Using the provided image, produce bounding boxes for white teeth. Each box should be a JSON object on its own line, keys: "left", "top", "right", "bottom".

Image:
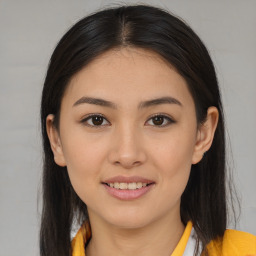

{"left": 120, "top": 183, "right": 128, "bottom": 189}
{"left": 128, "top": 182, "right": 136, "bottom": 189}
{"left": 114, "top": 182, "right": 120, "bottom": 189}
{"left": 108, "top": 182, "right": 149, "bottom": 190}
{"left": 137, "top": 182, "right": 142, "bottom": 189}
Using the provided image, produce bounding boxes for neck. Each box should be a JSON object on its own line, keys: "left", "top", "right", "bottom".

{"left": 85, "top": 212, "right": 185, "bottom": 256}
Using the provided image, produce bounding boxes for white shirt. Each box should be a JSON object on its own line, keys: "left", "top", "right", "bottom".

{"left": 183, "top": 227, "right": 200, "bottom": 256}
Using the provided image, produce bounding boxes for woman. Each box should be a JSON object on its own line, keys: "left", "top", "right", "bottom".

{"left": 40, "top": 5, "right": 256, "bottom": 256}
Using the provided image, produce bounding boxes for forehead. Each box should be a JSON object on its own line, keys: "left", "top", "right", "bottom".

{"left": 62, "top": 47, "right": 194, "bottom": 110}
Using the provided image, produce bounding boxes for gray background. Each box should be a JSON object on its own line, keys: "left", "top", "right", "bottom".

{"left": 0, "top": 0, "right": 255, "bottom": 255}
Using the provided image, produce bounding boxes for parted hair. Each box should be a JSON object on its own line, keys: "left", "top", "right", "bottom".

{"left": 40, "top": 5, "right": 236, "bottom": 256}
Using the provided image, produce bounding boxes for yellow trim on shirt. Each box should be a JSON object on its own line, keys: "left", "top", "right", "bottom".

{"left": 71, "top": 221, "right": 193, "bottom": 256}
{"left": 171, "top": 221, "right": 193, "bottom": 256}
{"left": 71, "top": 220, "right": 256, "bottom": 256}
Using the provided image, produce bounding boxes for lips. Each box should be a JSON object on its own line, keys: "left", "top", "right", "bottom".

{"left": 105, "top": 182, "right": 148, "bottom": 190}
{"left": 102, "top": 175, "right": 154, "bottom": 184}
{"left": 102, "top": 176, "right": 155, "bottom": 200}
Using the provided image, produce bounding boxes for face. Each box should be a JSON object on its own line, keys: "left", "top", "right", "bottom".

{"left": 47, "top": 48, "right": 217, "bottom": 229}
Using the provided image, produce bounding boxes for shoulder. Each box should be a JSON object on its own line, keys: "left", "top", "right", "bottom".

{"left": 224, "top": 229, "right": 256, "bottom": 244}
{"left": 207, "top": 229, "right": 256, "bottom": 256}
{"left": 223, "top": 229, "right": 256, "bottom": 254}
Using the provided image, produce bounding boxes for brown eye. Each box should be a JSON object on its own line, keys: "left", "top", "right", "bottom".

{"left": 81, "top": 114, "right": 110, "bottom": 127}
{"left": 152, "top": 116, "right": 164, "bottom": 125}
{"left": 146, "top": 114, "right": 175, "bottom": 127}
{"left": 91, "top": 116, "right": 104, "bottom": 125}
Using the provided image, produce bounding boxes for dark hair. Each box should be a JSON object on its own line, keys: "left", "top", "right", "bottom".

{"left": 40, "top": 4, "right": 236, "bottom": 256}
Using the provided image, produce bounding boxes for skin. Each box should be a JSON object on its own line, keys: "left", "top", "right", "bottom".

{"left": 47, "top": 47, "right": 219, "bottom": 256}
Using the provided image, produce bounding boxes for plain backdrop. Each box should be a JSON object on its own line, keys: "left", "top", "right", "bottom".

{"left": 0, "top": 0, "right": 255, "bottom": 255}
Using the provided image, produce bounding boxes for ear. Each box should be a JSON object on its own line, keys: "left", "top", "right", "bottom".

{"left": 192, "top": 107, "right": 219, "bottom": 164}
{"left": 46, "top": 114, "right": 66, "bottom": 167}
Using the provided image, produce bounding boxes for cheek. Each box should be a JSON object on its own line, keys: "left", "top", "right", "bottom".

{"left": 61, "top": 126, "right": 109, "bottom": 167}
{"left": 150, "top": 129, "right": 196, "bottom": 194}
{"left": 60, "top": 132, "right": 108, "bottom": 199}
{"left": 152, "top": 129, "right": 196, "bottom": 171}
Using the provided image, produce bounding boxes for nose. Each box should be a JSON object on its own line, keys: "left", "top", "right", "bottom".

{"left": 108, "top": 123, "right": 147, "bottom": 169}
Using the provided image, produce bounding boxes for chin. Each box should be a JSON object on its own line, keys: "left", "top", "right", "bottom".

{"left": 102, "top": 210, "right": 155, "bottom": 229}
{"left": 109, "top": 218, "right": 150, "bottom": 229}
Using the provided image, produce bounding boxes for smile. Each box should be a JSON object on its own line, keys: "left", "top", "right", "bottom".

{"left": 102, "top": 176, "right": 155, "bottom": 200}
{"left": 105, "top": 182, "right": 149, "bottom": 190}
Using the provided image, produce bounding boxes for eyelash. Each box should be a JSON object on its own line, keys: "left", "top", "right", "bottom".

{"left": 80, "top": 113, "right": 176, "bottom": 128}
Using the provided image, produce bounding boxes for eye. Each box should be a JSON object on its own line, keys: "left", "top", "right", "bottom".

{"left": 146, "top": 114, "right": 175, "bottom": 127}
{"left": 81, "top": 114, "right": 110, "bottom": 127}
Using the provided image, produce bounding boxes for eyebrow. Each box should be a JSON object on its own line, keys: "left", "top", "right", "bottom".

{"left": 73, "top": 96, "right": 182, "bottom": 109}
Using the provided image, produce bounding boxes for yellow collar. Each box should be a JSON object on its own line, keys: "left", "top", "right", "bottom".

{"left": 71, "top": 221, "right": 193, "bottom": 256}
